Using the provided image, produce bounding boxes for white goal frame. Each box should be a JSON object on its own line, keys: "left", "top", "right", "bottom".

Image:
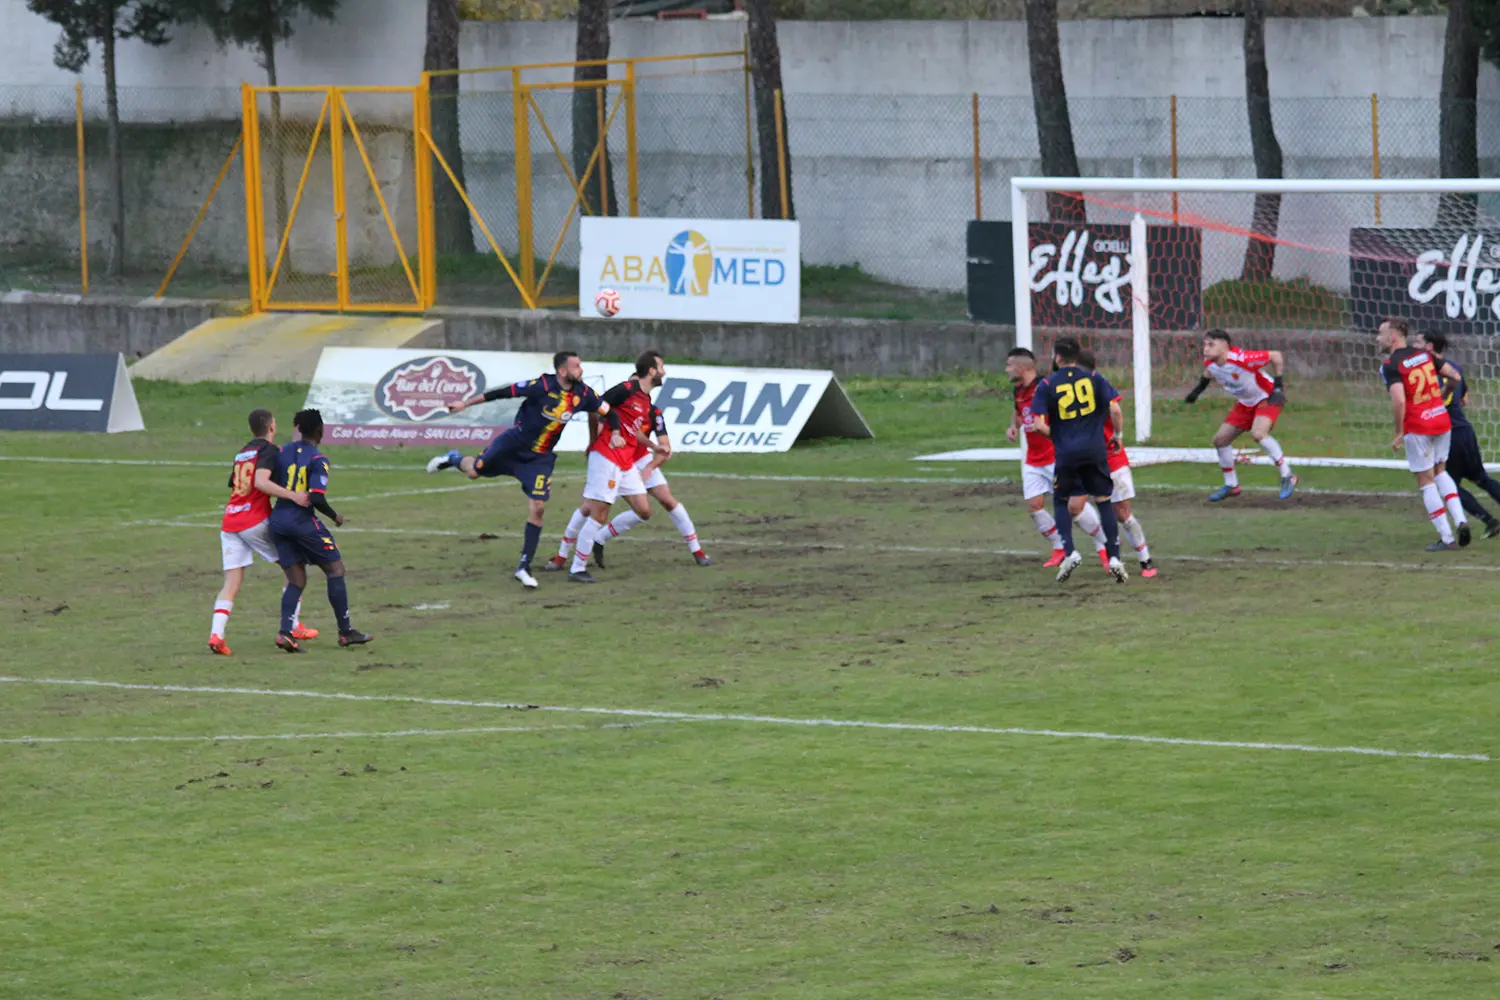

{"left": 1011, "top": 176, "right": 1500, "bottom": 447}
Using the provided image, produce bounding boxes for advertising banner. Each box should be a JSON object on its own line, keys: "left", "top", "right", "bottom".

{"left": 1028, "top": 222, "right": 1203, "bottom": 330}
{"left": 304, "top": 348, "right": 871, "bottom": 454}
{"left": 1350, "top": 227, "right": 1500, "bottom": 336}
{"left": 579, "top": 217, "right": 801, "bottom": 324}
{"left": 0, "top": 353, "right": 144, "bottom": 433}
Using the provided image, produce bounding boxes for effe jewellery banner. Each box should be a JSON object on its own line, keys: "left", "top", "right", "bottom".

{"left": 304, "top": 348, "right": 873, "bottom": 453}
{"left": 579, "top": 218, "right": 801, "bottom": 324}
{"left": 1350, "top": 227, "right": 1500, "bottom": 336}
{"left": 1028, "top": 222, "right": 1204, "bottom": 330}
{"left": 0, "top": 353, "right": 144, "bottom": 433}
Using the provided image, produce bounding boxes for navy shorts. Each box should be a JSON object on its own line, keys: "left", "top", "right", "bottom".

{"left": 1054, "top": 456, "right": 1114, "bottom": 499}
{"left": 474, "top": 429, "right": 557, "bottom": 501}
{"left": 1446, "top": 425, "right": 1486, "bottom": 483}
{"left": 271, "top": 517, "right": 342, "bottom": 567}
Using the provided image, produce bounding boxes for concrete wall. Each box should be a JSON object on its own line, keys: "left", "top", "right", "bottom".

{"left": 0, "top": 294, "right": 235, "bottom": 359}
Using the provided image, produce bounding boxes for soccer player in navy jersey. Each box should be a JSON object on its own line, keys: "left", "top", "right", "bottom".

{"left": 269, "top": 409, "right": 371, "bottom": 652}
{"left": 1029, "top": 337, "right": 1129, "bottom": 584}
{"left": 1416, "top": 331, "right": 1500, "bottom": 538}
{"left": 426, "top": 351, "right": 617, "bottom": 588}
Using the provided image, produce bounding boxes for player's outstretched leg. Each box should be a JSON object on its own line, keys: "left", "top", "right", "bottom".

{"left": 546, "top": 508, "right": 589, "bottom": 571}
{"left": 426, "top": 449, "right": 481, "bottom": 480}
{"left": 1434, "top": 469, "right": 1471, "bottom": 547}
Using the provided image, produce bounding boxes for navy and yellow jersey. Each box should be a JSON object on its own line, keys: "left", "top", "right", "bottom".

{"left": 480, "top": 373, "right": 608, "bottom": 454}
{"left": 1029, "top": 364, "right": 1116, "bottom": 463}
{"left": 1441, "top": 361, "right": 1471, "bottom": 431}
{"left": 269, "top": 440, "right": 330, "bottom": 530}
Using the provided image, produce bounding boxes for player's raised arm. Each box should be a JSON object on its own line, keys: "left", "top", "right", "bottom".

{"left": 446, "top": 378, "right": 546, "bottom": 414}
{"left": 1184, "top": 375, "right": 1211, "bottom": 403}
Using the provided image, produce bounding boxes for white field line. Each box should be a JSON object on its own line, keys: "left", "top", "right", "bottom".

{"left": 118, "top": 519, "right": 1500, "bottom": 574}
{"left": 0, "top": 677, "right": 1485, "bottom": 762}
{"left": 0, "top": 720, "right": 666, "bottom": 746}
{"left": 0, "top": 454, "right": 1415, "bottom": 498}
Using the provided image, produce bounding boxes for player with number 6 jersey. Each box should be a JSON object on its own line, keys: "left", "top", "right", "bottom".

{"left": 1377, "top": 318, "right": 1469, "bottom": 550}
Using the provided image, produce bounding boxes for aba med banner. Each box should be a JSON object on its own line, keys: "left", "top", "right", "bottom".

{"left": 1350, "top": 228, "right": 1500, "bottom": 336}
{"left": 1028, "top": 222, "right": 1203, "bottom": 330}
{"left": 579, "top": 217, "right": 800, "bottom": 324}
{"left": 304, "top": 348, "right": 871, "bottom": 453}
{"left": 0, "top": 353, "right": 144, "bottom": 433}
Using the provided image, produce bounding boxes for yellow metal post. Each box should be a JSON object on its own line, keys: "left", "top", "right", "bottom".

{"left": 514, "top": 68, "right": 535, "bottom": 303}
{"left": 971, "top": 92, "right": 981, "bottom": 220}
{"left": 1372, "top": 92, "right": 1383, "bottom": 225}
{"left": 330, "top": 88, "right": 350, "bottom": 311}
{"left": 596, "top": 87, "right": 610, "bottom": 215}
{"left": 415, "top": 75, "right": 437, "bottom": 308}
{"left": 1170, "top": 94, "right": 1179, "bottom": 223}
{"left": 241, "top": 83, "right": 266, "bottom": 311}
{"left": 773, "top": 89, "right": 789, "bottom": 221}
{"left": 742, "top": 49, "right": 755, "bottom": 218}
{"left": 157, "top": 135, "right": 241, "bottom": 299}
{"left": 624, "top": 61, "right": 639, "bottom": 217}
{"left": 75, "top": 81, "right": 89, "bottom": 295}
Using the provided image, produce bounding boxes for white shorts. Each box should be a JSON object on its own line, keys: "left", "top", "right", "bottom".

{"left": 584, "top": 450, "right": 646, "bottom": 504}
{"left": 1404, "top": 431, "right": 1452, "bottom": 474}
{"left": 1021, "top": 462, "right": 1055, "bottom": 500}
{"left": 634, "top": 454, "right": 668, "bottom": 491}
{"left": 1110, "top": 465, "right": 1136, "bottom": 503}
{"left": 220, "top": 520, "right": 279, "bottom": 572}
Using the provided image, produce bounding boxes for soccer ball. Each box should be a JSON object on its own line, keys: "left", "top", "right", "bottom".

{"left": 594, "top": 288, "right": 621, "bottom": 318}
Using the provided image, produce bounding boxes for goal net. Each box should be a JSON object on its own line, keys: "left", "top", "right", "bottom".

{"left": 1010, "top": 177, "right": 1500, "bottom": 469}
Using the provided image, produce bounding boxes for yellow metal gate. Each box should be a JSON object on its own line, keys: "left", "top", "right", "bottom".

{"left": 242, "top": 84, "right": 434, "bottom": 313}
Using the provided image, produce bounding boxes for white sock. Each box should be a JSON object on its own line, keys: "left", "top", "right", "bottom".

{"left": 1260, "top": 435, "right": 1292, "bottom": 479}
{"left": 1217, "top": 446, "right": 1240, "bottom": 488}
{"left": 1073, "top": 502, "right": 1106, "bottom": 552}
{"left": 669, "top": 504, "right": 703, "bottom": 554}
{"left": 210, "top": 599, "right": 232, "bottom": 640}
{"left": 557, "top": 507, "right": 588, "bottom": 559}
{"left": 1030, "top": 507, "right": 1063, "bottom": 550}
{"left": 1422, "top": 483, "right": 1455, "bottom": 543}
{"left": 608, "top": 509, "right": 644, "bottom": 539}
{"left": 1122, "top": 514, "right": 1151, "bottom": 562}
{"left": 571, "top": 518, "right": 605, "bottom": 574}
{"left": 1435, "top": 471, "right": 1467, "bottom": 525}
{"left": 293, "top": 596, "right": 302, "bottom": 630}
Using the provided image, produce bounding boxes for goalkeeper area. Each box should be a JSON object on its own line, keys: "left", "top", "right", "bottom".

{"left": 2, "top": 379, "right": 1498, "bottom": 998}
{"left": 1012, "top": 177, "right": 1500, "bottom": 466}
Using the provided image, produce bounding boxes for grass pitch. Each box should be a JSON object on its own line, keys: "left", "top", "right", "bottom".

{"left": 2, "top": 378, "right": 1498, "bottom": 999}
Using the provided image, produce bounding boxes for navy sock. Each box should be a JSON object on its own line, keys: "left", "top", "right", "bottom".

{"left": 520, "top": 522, "right": 542, "bottom": 569}
{"left": 1052, "top": 494, "right": 1075, "bottom": 555}
{"left": 1097, "top": 499, "right": 1121, "bottom": 561}
{"left": 279, "top": 583, "right": 303, "bottom": 633}
{"left": 327, "top": 576, "right": 351, "bottom": 633}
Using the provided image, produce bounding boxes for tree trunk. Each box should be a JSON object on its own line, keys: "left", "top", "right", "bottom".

{"left": 1439, "top": 0, "right": 1479, "bottom": 226}
{"left": 1241, "top": 0, "right": 1283, "bottom": 282}
{"left": 424, "top": 0, "right": 475, "bottom": 254}
{"left": 1024, "top": 0, "right": 1083, "bottom": 224}
{"left": 572, "top": 0, "right": 618, "bottom": 218}
{"left": 746, "top": 0, "right": 793, "bottom": 220}
{"left": 262, "top": 31, "right": 292, "bottom": 273}
{"left": 103, "top": 21, "right": 125, "bottom": 278}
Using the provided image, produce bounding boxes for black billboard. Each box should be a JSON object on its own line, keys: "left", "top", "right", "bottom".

{"left": 1027, "top": 223, "right": 1203, "bottom": 330}
{"left": 1350, "top": 228, "right": 1500, "bottom": 336}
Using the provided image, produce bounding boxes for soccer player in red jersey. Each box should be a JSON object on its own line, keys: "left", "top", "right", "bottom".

{"left": 558, "top": 351, "right": 669, "bottom": 583}
{"left": 1378, "top": 318, "right": 1470, "bottom": 550}
{"left": 1080, "top": 349, "right": 1157, "bottom": 578}
{"left": 1005, "top": 347, "right": 1108, "bottom": 567}
{"left": 209, "top": 408, "right": 312, "bottom": 655}
{"left": 1185, "top": 329, "right": 1298, "bottom": 502}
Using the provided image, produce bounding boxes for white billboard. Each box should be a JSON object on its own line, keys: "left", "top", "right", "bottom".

{"left": 578, "top": 218, "right": 801, "bottom": 324}
{"left": 304, "top": 348, "right": 871, "bottom": 454}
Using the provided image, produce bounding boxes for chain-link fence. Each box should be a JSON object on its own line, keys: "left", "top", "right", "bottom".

{"left": 2, "top": 83, "right": 1496, "bottom": 315}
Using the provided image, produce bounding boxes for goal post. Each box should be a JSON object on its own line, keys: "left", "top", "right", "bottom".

{"left": 1011, "top": 176, "right": 1500, "bottom": 466}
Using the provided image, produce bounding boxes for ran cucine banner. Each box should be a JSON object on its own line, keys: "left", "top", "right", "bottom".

{"left": 0, "top": 353, "right": 144, "bottom": 433}
{"left": 303, "top": 348, "right": 872, "bottom": 454}
{"left": 1350, "top": 227, "right": 1500, "bottom": 336}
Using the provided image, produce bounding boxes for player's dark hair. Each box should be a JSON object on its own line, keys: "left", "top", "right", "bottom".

{"left": 1423, "top": 331, "right": 1448, "bottom": 354}
{"left": 1006, "top": 347, "right": 1035, "bottom": 361}
{"left": 293, "top": 408, "right": 324, "bottom": 439}
{"left": 1053, "top": 337, "right": 1081, "bottom": 364}
{"left": 553, "top": 350, "right": 579, "bottom": 371}
{"left": 1383, "top": 317, "right": 1410, "bottom": 338}
{"left": 1077, "top": 348, "right": 1098, "bottom": 371}
{"left": 1204, "top": 329, "right": 1232, "bottom": 345}
{"left": 635, "top": 350, "right": 663, "bottom": 378}
{"left": 248, "top": 408, "right": 273, "bottom": 437}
